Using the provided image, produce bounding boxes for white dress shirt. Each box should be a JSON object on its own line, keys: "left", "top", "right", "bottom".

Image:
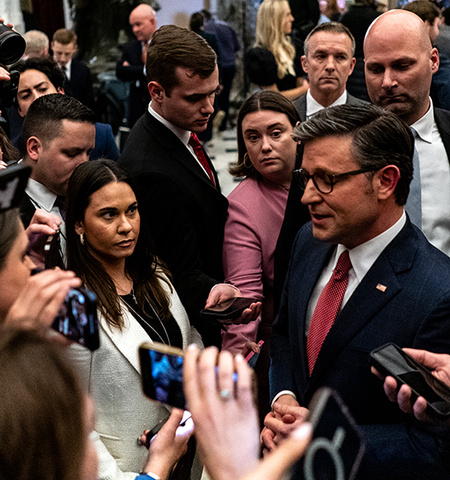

{"left": 410, "top": 100, "right": 450, "bottom": 257}
{"left": 306, "top": 90, "right": 347, "bottom": 119}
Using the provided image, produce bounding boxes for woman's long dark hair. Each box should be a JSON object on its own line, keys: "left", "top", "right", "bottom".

{"left": 66, "top": 159, "right": 172, "bottom": 329}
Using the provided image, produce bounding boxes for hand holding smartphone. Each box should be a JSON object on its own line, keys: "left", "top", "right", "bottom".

{"left": 369, "top": 343, "right": 450, "bottom": 418}
{"left": 200, "top": 297, "right": 258, "bottom": 325}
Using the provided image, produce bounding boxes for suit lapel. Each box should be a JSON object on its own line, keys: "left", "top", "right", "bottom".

{"left": 434, "top": 108, "right": 450, "bottom": 166}
{"left": 308, "top": 220, "right": 418, "bottom": 387}
{"left": 144, "top": 113, "right": 221, "bottom": 191}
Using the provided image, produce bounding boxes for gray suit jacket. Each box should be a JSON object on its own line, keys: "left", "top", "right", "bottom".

{"left": 293, "top": 90, "right": 367, "bottom": 121}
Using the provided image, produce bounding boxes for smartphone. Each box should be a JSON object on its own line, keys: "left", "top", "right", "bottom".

{"left": 139, "top": 342, "right": 186, "bottom": 409}
{"left": 245, "top": 340, "right": 264, "bottom": 368}
{"left": 52, "top": 287, "right": 100, "bottom": 351}
{"left": 369, "top": 343, "right": 450, "bottom": 418}
{"left": 0, "top": 164, "right": 31, "bottom": 212}
{"left": 288, "top": 387, "right": 365, "bottom": 480}
{"left": 200, "top": 297, "right": 257, "bottom": 324}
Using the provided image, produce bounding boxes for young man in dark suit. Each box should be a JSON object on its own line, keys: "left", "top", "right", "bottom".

{"left": 51, "top": 28, "right": 95, "bottom": 110}
{"left": 263, "top": 104, "right": 450, "bottom": 479}
{"left": 119, "top": 25, "right": 257, "bottom": 347}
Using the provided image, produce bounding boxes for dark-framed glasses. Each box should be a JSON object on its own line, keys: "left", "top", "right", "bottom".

{"left": 293, "top": 167, "right": 380, "bottom": 194}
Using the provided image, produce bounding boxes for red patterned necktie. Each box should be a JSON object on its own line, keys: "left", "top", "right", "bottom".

{"left": 189, "top": 133, "right": 216, "bottom": 187}
{"left": 307, "top": 250, "right": 352, "bottom": 375}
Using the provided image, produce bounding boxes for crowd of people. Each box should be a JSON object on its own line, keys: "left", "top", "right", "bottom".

{"left": 1, "top": 1, "right": 450, "bottom": 479}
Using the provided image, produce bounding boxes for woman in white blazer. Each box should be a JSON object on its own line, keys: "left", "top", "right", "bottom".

{"left": 65, "top": 160, "right": 202, "bottom": 480}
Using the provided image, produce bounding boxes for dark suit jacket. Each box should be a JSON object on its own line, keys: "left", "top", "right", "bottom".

{"left": 273, "top": 92, "right": 368, "bottom": 311}
{"left": 434, "top": 107, "right": 450, "bottom": 162}
{"left": 116, "top": 39, "right": 150, "bottom": 127}
{"left": 270, "top": 219, "right": 450, "bottom": 479}
{"left": 119, "top": 112, "right": 228, "bottom": 346}
{"left": 65, "top": 59, "right": 95, "bottom": 110}
{"left": 91, "top": 122, "right": 119, "bottom": 161}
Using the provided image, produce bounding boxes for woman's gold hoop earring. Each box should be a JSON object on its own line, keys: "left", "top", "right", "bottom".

{"left": 80, "top": 233, "right": 85, "bottom": 246}
{"left": 243, "top": 153, "right": 252, "bottom": 169}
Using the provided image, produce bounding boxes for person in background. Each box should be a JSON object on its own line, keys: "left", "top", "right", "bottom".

{"left": 0, "top": 125, "right": 20, "bottom": 168}
{"left": 116, "top": 3, "right": 156, "bottom": 127}
{"left": 23, "top": 29, "right": 49, "bottom": 59}
{"left": 65, "top": 159, "right": 202, "bottom": 480}
{"left": 51, "top": 28, "right": 95, "bottom": 110}
{"left": 246, "top": 0, "right": 308, "bottom": 101}
{"left": 202, "top": 9, "right": 241, "bottom": 132}
{"left": 12, "top": 56, "right": 119, "bottom": 161}
{"left": 222, "top": 90, "right": 300, "bottom": 425}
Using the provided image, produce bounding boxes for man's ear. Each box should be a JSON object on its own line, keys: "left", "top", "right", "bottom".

{"left": 26, "top": 136, "right": 42, "bottom": 164}
{"left": 301, "top": 55, "right": 308, "bottom": 74}
{"left": 148, "top": 81, "right": 165, "bottom": 102}
{"left": 430, "top": 47, "right": 440, "bottom": 74}
{"left": 57, "top": 87, "right": 65, "bottom": 94}
{"left": 376, "top": 165, "right": 401, "bottom": 201}
{"left": 74, "top": 221, "right": 84, "bottom": 236}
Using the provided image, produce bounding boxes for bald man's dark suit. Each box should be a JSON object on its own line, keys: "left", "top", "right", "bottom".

{"left": 119, "top": 112, "right": 228, "bottom": 346}
{"left": 271, "top": 219, "right": 450, "bottom": 479}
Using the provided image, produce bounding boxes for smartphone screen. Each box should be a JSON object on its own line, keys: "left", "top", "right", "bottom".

{"left": 199, "top": 297, "right": 257, "bottom": 324}
{"left": 52, "top": 287, "right": 99, "bottom": 351}
{"left": 369, "top": 343, "right": 450, "bottom": 417}
{"left": 288, "top": 387, "right": 365, "bottom": 480}
{"left": 139, "top": 343, "right": 186, "bottom": 409}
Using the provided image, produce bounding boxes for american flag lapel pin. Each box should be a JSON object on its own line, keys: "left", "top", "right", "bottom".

{"left": 376, "top": 283, "right": 387, "bottom": 292}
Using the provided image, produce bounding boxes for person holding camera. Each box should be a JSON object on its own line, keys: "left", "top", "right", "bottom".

{"left": 64, "top": 159, "right": 203, "bottom": 480}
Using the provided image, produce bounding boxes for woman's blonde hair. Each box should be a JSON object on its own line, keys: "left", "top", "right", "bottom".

{"left": 255, "top": 0, "right": 296, "bottom": 79}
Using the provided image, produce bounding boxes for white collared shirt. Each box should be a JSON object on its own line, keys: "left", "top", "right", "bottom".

{"left": 306, "top": 90, "right": 347, "bottom": 119}
{"left": 148, "top": 103, "right": 213, "bottom": 179}
{"left": 410, "top": 99, "right": 450, "bottom": 257}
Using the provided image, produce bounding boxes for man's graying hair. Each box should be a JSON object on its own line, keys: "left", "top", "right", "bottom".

{"left": 293, "top": 104, "right": 414, "bottom": 205}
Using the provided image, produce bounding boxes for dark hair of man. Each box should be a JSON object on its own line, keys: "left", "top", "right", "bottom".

{"left": 146, "top": 24, "right": 217, "bottom": 95}
{"left": 304, "top": 22, "right": 356, "bottom": 57}
{"left": 52, "top": 28, "right": 77, "bottom": 45}
{"left": 292, "top": 103, "right": 414, "bottom": 205}
{"left": 0, "top": 210, "right": 21, "bottom": 271}
{"left": 22, "top": 93, "right": 95, "bottom": 147}
{"left": 443, "top": 7, "right": 450, "bottom": 26}
{"left": 12, "top": 56, "right": 65, "bottom": 98}
{"left": 231, "top": 90, "right": 300, "bottom": 179}
{"left": 66, "top": 159, "right": 173, "bottom": 330}
{"left": 0, "top": 327, "right": 85, "bottom": 480}
{"left": 190, "top": 12, "right": 205, "bottom": 33}
{"left": 403, "top": 1, "right": 441, "bottom": 24}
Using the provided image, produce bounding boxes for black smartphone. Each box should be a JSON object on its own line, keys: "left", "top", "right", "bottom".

{"left": 52, "top": 287, "right": 100, "bottom": 351}
{"left": 0, "top": 164, "right": 31, "bottom": 212}
{"left": 288, "top": 387, "right": 365, "bottom": 480}
{"left": 369, "top": 343, "right": 450, "bottom": 418}
{"left": 200, "top": 297, "right": 257, "bottom": 324}
{"left": 139, "top": 342, "right": 186, "bottom": 409}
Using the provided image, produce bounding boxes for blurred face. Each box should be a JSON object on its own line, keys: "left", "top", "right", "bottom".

{"left": 28, "top": 120, "right": 95, "bottom": 196}
{"left": 281, "top": 3, "right": 294, "bottom": 34}
{"left": 301, "top": 135, "right": 382, "bottom": 248}
{"left": 427, "top": 17, "right": 441, "bottom": 44}
{"left": 76, "top": 182, "right": 140, "bottom": 269}
{"left": 302, "top": 31, "right": 355, "bottom": 104}
{"left": 364, "top": 15, "right": 439, "bottom": 125}
{"left": 150, "top": 66, "right": 220, "bottom": 133}
{"left": 17, "top": 69, "right": 61, "bottom": 117}
{"left": 52, "top": 40, "right": 77, "bottom": 68}
{"left": 0, "top": 222, "right": 35, "bottom": 319}
{"left": 79, "top": 396, "right": 99, "bottom": 480}
{"left": 242, "top": 110, "right": 297, "bottom": 188}
{"left": 130, "top": 9, "right": 156, "bottom": 43}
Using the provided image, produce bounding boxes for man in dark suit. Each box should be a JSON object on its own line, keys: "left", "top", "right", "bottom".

{"left": 119, "top": 25, "right": 253, "bottom": 347}
{"left": 364, "top": 9, "right": 450, "bottom": 257}
{"left": 116, "top": 3, "right": 156, "bottom": 127}
{"left": 274, "top": 23, "right": 366, "bottom": 310}
{"left": 262, "top": 104, "right": 450, "bottom": 479}
{"left": 51, "top": 28, "right": 95, "bottom": 110}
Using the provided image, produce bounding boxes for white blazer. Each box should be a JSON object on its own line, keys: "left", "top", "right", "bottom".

{"left": 69, "top": 276, "right": 203, "bottom": 480}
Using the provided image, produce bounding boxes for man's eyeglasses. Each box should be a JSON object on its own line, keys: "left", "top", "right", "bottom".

{"left": 293, "top": 167, "right": 380, "bottom": 194}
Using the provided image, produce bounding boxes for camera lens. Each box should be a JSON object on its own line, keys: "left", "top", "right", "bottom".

{"left": 0, "top": 23, "right": 26, "bottom": 64}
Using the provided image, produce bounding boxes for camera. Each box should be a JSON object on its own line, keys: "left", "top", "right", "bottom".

{"left": 0, "top": 22, "right": 25, "bottom": 65}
